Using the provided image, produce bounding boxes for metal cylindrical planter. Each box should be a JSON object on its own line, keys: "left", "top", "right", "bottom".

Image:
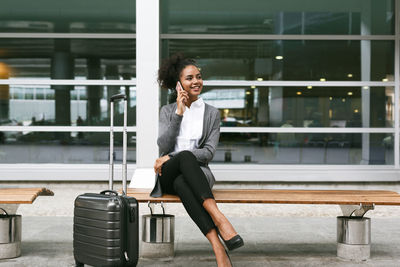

{"left": 337, "top": 216, "right": 371, "bottom": 261}
{"left": 141, "top": 203, "right": 175, "bottom": 259}
{"left": 142, "top": 214, "right": 175, "bottom": 243}
{"left": 0, "top": 208, "right": 22, "bottom": 259}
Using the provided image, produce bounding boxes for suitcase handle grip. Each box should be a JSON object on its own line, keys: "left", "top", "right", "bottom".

{"left": 100, "top": 190, "right": 119, "bottom": 196}
{"left": 110, "top": 93, "right": 127, "bottom": 102}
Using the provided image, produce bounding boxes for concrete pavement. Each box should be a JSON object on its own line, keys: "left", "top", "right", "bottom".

{"left": 0, "top": 216, "right": 399, "bottom": 266}
{"left": 1, "top": 182, "right": 400, "bottom": 266}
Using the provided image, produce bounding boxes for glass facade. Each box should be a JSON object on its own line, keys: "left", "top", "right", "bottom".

{"left": 161, "top": 0, "right": 394, "bottom": 35}
{"left": 0, "top": 2, "right": 137, "bottom": 167}
{"left": 5, "top": 85, "right": 136, "bottom": 126}
{"left": 160, "top": 0, "right": 397, "bottom": 168}
{"left": 201, "top": 86, "right": 394, "bottom": 128}
{"left": 162, "top": 40, "right": 394, "bottom": 81}
{"left": 0, "top": 0, "right": 399, "bottom": 180}
{"left": 0, "top": 0, "right": 135, "bottom": 33}
{"left": 217, "top": 133, "right": 393, "bottom": 165}
{"left": 0, "top": 132, "right": 136, "bottom": 163}
{"left": 0, "top": 39, "right": 136, "bottom": 78}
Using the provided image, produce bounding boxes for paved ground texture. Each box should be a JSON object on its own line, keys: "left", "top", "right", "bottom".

{"left": 0, "top": 182, "right": 400, "bottom": 267}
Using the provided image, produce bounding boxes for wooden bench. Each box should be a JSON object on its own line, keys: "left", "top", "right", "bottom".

{"left": 0, "top": 187, "right": 54, "bottom": 259}
{"left": 127, "top": 188, "right": 400, "bottom": 205}
{"left": 127, "top": 188, "right": 400, "bottom": 261}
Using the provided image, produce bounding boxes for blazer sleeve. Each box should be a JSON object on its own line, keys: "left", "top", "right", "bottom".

{"left": 187, "top": 109, "right": 220, "bottom": 164}
{"left": 157, "top": 105, "right": 182, "bottom": 155}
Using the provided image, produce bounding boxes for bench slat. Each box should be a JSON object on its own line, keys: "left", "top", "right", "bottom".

{"left": 126, "top": 189, "right": 400, "bottom": 206}
{"left": 0, "top": 188, "right": 54, "bottom": 204}
{"left": 0, "top": 195, "right": 37, "bottom": 204}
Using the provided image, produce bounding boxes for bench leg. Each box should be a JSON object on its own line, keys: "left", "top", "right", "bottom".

{"left": 337, "top": 216, "right": 371, "bottom": 261}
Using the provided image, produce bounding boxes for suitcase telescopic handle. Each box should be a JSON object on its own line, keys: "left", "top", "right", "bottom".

{"left": 109, "top": 93, "right": 128, "bottom": 196}
{"left": 110, "top": 93, "right": 127, "bottom": 102}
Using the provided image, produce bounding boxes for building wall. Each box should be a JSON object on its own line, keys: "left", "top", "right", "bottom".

{"left": 0, "top": 0, "right": 399, "bottom": 181}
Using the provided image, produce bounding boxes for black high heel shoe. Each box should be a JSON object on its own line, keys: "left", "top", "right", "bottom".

{"left": 216, "top": 228, "right": 244, "bottom": 251}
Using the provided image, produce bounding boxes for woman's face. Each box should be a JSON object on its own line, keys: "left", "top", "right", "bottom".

{"left": 179, "top": 65, "right": 203, "bottom": 98}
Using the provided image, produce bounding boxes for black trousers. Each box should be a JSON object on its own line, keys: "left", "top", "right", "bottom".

{"left": 159, "top": 150, "right": 216, "bottom": 236}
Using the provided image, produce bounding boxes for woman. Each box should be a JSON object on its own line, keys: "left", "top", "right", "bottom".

{"left": 151, "top": 53, "right": 244, "bottom": 267}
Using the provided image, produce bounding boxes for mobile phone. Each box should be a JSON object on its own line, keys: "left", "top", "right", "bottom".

{"left": 176, "top": 81, "right": 184, "bottom": 93}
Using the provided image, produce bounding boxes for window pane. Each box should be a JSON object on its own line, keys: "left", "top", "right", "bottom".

{"left": 0, "top": 132, "right": 136, "bottom": 163}
{"left": 197, "top": 86, "right": 393, "bottom": 128}
{"left": 0, "top": 0, "right": 135, "bottom": 33}
{"left": 161, "top": 0, "right": 394, "bottom": 35}
{"left": 214, "top": 133, "right": 393, "bottom": 165}
{"left": 0, "top": 39, "right": 136, "bottom": 78}
{"left": 1, "top": 85, "right": 136, "bottom": 126}
{"left": 162, "top": 40, "right": 394, "bottom": 81}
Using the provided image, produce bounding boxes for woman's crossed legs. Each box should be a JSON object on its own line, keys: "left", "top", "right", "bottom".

{"left": 159, "top": 150, "right": 240, "bottom": 266}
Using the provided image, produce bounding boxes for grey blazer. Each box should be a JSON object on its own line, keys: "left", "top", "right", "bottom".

{"left": 150, "top": 102, "right": 221, "bottom": 197}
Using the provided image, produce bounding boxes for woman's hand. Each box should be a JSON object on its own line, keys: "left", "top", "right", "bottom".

{"left": 176, "top": 82, "right": 188, "bottom": 116}
{"left": 154, "top": 155, "right": 170, "bottom": 176}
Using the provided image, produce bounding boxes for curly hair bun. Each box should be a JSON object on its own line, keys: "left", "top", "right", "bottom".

{"left": 158, "top": 53, "right": 197, "bottom": 90}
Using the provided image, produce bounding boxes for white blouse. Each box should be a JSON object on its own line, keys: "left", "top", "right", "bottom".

{"left": 174, "top": 98, "right": 205, "bottom": 153}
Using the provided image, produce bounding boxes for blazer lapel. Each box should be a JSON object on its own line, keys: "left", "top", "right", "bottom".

{"left": 198, "top": 104, "right": 209, "bottom": 147}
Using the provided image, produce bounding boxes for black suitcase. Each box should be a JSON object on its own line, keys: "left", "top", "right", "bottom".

{"left": 73, "top": 94, "right": 139, "bottom": 267}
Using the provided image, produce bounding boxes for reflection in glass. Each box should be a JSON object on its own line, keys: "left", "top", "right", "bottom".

{"left": 1, "top": 85, "right": 136, "bottom": 127}
{"left": 200, "top": 86, "right": 393, "bottom": 128}
{"left": 0, "top": 132, "right": 136, "bottom": 163}
{"left": 0, "top": 39, "right": 136, "bottom": 78}
{"left": 162, "top": 0, "right": 394, "bottom": 35}
{"left": 0, "top": 0, "right": 135, "bottom": 33}
{"left": 215, "top": 133, "right": 393, "bottom": 165}
{"left": 162, "top": 40, "right": 393, "bottom": 81}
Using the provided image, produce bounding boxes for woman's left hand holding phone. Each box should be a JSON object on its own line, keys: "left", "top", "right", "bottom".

{"left": 176, "top": 81, "right": 188, "bottom": 116}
